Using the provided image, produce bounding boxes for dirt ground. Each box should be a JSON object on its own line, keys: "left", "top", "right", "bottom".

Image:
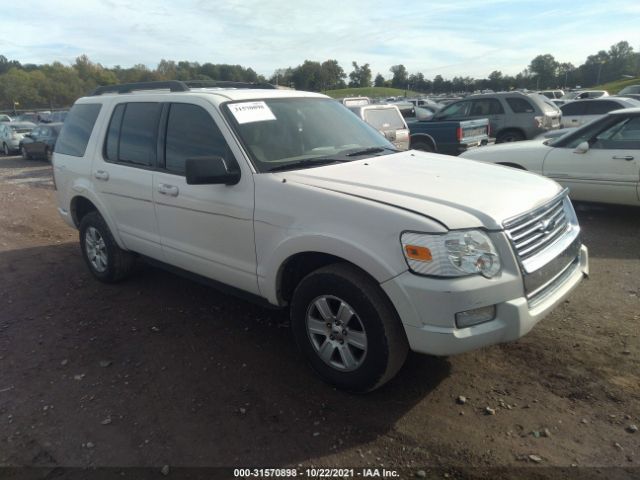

{"left": 0, "top": 155, "right": 638, "bottom": 479}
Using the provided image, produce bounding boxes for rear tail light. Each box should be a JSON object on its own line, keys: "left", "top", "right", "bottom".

{"left": 487, "top": 123, "right": 491, "bottom": 137}
{"left": 456, "top": 127, "right": 462, "bottom": 141}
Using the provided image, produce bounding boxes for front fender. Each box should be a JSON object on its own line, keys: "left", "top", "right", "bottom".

{"left": 258, "top": 234, "right": 405, "bottom": 306}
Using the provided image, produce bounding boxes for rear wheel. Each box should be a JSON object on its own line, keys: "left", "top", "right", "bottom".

{"left": 411, "top": 140, "right": 435, "bottom": 153}
{"left": 290, "top": 263, "right": 409, "bottom": 392}
{"left": 79, "top": 211, "right": 136, "bottom": 283}
{"left": 496, "top": 130, "right": 525, "bottom": 143}
{"left": 21, "top": 146, "right": 30, "bottom": 160}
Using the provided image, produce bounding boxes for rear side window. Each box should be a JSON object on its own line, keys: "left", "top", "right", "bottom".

{"left": 586, "top": 101, "right": 620, "bottom": 115}
{"left": 470, "top": 99, "right": 504, "bottom": 115}
{"left": 104, "top": 103, "right": 161, "bottom": 166}
{"left": 561, "top": 102, "right": 587, "bottom": 116}
{"left": 164, "top": 103, "right": 231, "bottom": 175}
{"left": 55, "top": 103, "right": 101, "bottom": 157}
{"left": 506, "top": 98, "right": 535, "bottom": 113}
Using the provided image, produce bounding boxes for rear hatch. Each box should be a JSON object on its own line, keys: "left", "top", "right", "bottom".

{"left": 362, "top": 106, "right": 410, "bottom": 150}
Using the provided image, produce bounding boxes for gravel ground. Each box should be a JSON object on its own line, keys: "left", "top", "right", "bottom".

{"left": 0, "top": 155, "right": 638, "bottom": 479}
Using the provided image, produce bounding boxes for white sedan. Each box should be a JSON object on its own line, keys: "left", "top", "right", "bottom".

{"left": 460, "top": 108, "right": 640, "bottom": 206}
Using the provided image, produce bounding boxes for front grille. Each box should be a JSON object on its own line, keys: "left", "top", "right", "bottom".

{"left": 504, "top": 194, "right": 570, "bottom": 263}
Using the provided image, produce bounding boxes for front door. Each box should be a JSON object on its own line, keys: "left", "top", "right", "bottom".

{"left": 152, "top": 101, "right": 258, "bottom": 294}
{"left": 544, "top": 115, "right": 640, "bottom": 205}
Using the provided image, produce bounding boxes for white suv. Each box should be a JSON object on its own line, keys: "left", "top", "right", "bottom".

{"left": 53, "top": 81, "right": 589, "bottom": 392}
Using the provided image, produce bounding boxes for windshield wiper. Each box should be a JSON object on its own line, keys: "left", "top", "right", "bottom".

{"left": 268, "top": 158, "right": 349, "bottom": 173}
{"left": 345, "top": 146, "right": 399, "bottom": 157}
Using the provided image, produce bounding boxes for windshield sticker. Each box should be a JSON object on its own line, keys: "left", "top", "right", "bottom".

{"left": 228, "top": 101, "right": 276, "bottom": 124}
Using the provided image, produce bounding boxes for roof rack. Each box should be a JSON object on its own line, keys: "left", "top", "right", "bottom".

{"left": 89, "top": 80, "right": 276, "bottom": 96}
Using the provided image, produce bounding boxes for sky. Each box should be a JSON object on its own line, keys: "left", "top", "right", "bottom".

{"left": 2, "top": 0, "right": 639, "bottom": 80}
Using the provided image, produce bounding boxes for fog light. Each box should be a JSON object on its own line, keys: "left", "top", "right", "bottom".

{"left": 455, "top": 305, "right": 496, "bottom": 328}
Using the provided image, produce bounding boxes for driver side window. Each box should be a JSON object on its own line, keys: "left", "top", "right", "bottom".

{"left": 437, "top": 101, "right": 470, "bottom": 120}
{"left": 592, "top": 116, "right": 640, "bottom": 150}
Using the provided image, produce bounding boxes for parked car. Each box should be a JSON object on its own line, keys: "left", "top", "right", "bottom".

{"left": 460, "top": 108, "right": 640, "bottom": 206}
{"left": 348, "top": 104, "right": 410, "bottom": 150}
{"left": 0, "top": 121, "right": 36, "bottom": 155}
{"left": 617, "top": 85, "right": 640, "bottom": 101}
{"left": 537, "top": 90, "right": 565, "bottom": 99}
{"left": 14, "top": 112, "right": 40, "bottom": 123}
{"left": 53, "top": 80, "right": 588, "bottom": 392}
{"left": 559, "top": 90, "right": 609, "bottom": 103}
{"left": 406, "top": 107, "right": 490, "bottom": 155}
{"left": 560, "top": 97, "right": 640, "bottom": 128}
{"left": 0, "top": 114, "right": 12, "bottom": 122}
{"left": 47, "top": 111, "right": 69, "bottom": 123}
{"left": 430, "top": 92, "right": 561, "bottom": 143}
{"left": 341, "top": 97, "right": 371, "bottom": 107}
{"left": 19, "top": 123, "right": 62, "bottom": 161}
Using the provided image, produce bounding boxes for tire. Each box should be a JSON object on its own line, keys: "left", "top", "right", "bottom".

{"left": 45, "top": 147, "right": 52, "bottom": 163}
{"left": 21, "top": 146, "right": 30, "bottom": 160}
{"left": 496, "top": 130, "right": 525, "bottom": 143}
{"left": 290, "top": 263, "right": 409, "bottom": 392}
{"left": 2, "top": 143, "right": 8, "bottom": 156}
{"left": 79, "top": 211, "right": 136, "bottom": 283}
{"left": 411, "top": 140, "right": 435, "bottom": 153}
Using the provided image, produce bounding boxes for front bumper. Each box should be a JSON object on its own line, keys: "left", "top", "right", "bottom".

{"left": 381, "top": 244, "right": 588, "bottom": 356}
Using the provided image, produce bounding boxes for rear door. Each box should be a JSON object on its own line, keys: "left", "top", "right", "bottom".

{"left": 560, "top": 101, "right": 587, "bottom": 128}
{"left": 93, "top": 102, "right": 163, "bottom": 258}
{"left": 152, "top": 100, "right": 258, "bottom": 294}
{"left": 543, "top": 114, "right": 640, "bottom": 205}
{"left": 468, "top": 98, "right": 505, "bottom": 134}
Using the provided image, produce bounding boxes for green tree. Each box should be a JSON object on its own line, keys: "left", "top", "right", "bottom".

{"left": 374, "top": 73, "right": 385, "bottom": 87}
{"left": 529, "top": 54, "right": 559, "bottom": 89}
{"left": 389, "top": 64, "right": 408, "bottom": 88}
{"left": 348, "top": 62, "right": 372, "bottom": 88}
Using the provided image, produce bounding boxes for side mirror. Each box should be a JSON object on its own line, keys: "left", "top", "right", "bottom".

{"left": 185, "top": 156, "right": 240, "bottom": 185}
{"left": 573, "top": 141, "right": 590, "bottom": 154}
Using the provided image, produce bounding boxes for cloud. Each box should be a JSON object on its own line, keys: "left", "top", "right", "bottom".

{"left": 0, "top": 0, "right": 637, "bottom": 80}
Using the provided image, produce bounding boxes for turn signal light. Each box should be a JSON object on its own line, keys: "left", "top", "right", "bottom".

{"left": 404, "top": 245, "right": 432, "bottom": 262}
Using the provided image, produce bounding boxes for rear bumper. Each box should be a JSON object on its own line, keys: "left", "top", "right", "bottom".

{"left": 382, "top": 245, "right": 588, "bottom": 356}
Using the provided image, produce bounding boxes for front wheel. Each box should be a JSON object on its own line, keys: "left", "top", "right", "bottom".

{"left": 79, "top": 211, "right": 136, "bottom": 283}
{"left": 2, "top": 143, "right": 9, "bottom": 156}
{"left": 290, "top": 263, "right": 409, "bottom": 392}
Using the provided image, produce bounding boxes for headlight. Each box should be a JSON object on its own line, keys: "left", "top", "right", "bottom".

{"left": 401, "top": 230, "right": 501, "bottom": 278}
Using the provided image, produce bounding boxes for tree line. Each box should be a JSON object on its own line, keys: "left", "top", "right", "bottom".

{"left": 1, "top": 40, "right": 638, "bottom": 110}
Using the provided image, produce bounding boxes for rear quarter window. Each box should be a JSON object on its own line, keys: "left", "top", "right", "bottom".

{"left": 56, "top": 104, "right": 102, "bottom": 157}
{"left": 506, "top": 98, "right": 535, "bottom": 113}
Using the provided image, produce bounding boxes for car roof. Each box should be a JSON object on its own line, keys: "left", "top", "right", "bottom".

{"left": 78, "top": 88, "right": 327, "bottom": 107}
{"left": 563, "top": 97, "right": 640, "bottom": 105}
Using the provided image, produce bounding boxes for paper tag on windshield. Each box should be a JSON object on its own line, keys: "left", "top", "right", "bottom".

{"left": 228, "top": 101, "right": 276, "bottom": 124}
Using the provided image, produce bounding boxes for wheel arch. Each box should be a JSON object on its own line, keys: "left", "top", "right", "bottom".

{"left": 70, "top": 193, "right": 126, "bottom": 249}
{"left": 261, "top": 237, "right": 403, "bottom": 307}
{"left": 410, "top": 133, "right": 437, "bottom": 151}
{"left": 496, "top": 162, "right": 527, "bottom": 170}
{"left": 495, "top": 127, "right": 527, "bottom": 142}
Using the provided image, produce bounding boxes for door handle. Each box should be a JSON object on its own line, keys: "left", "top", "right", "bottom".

{"left": 94, "top": 170, "right": 109, "bottom": 181}
{"left": 612, "top": 155, "right": 634, "bottom": 161}
{"left": 158, "top": 183, "right": 179, "bottom": 197}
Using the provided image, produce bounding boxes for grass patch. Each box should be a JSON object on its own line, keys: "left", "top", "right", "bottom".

{"left": 591, "top": 77, "right": 640, "bottom": 94}
{"left": 322, "top": 87, "right": 423, "bottom": 99}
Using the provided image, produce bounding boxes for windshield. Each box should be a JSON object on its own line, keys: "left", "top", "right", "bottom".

{"left": 224, "top": 98, "right": 395, "bottom": 173}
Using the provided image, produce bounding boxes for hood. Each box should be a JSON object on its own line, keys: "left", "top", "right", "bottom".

{"left": 279, "top": 151, "right": 562, "bottom": 230}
